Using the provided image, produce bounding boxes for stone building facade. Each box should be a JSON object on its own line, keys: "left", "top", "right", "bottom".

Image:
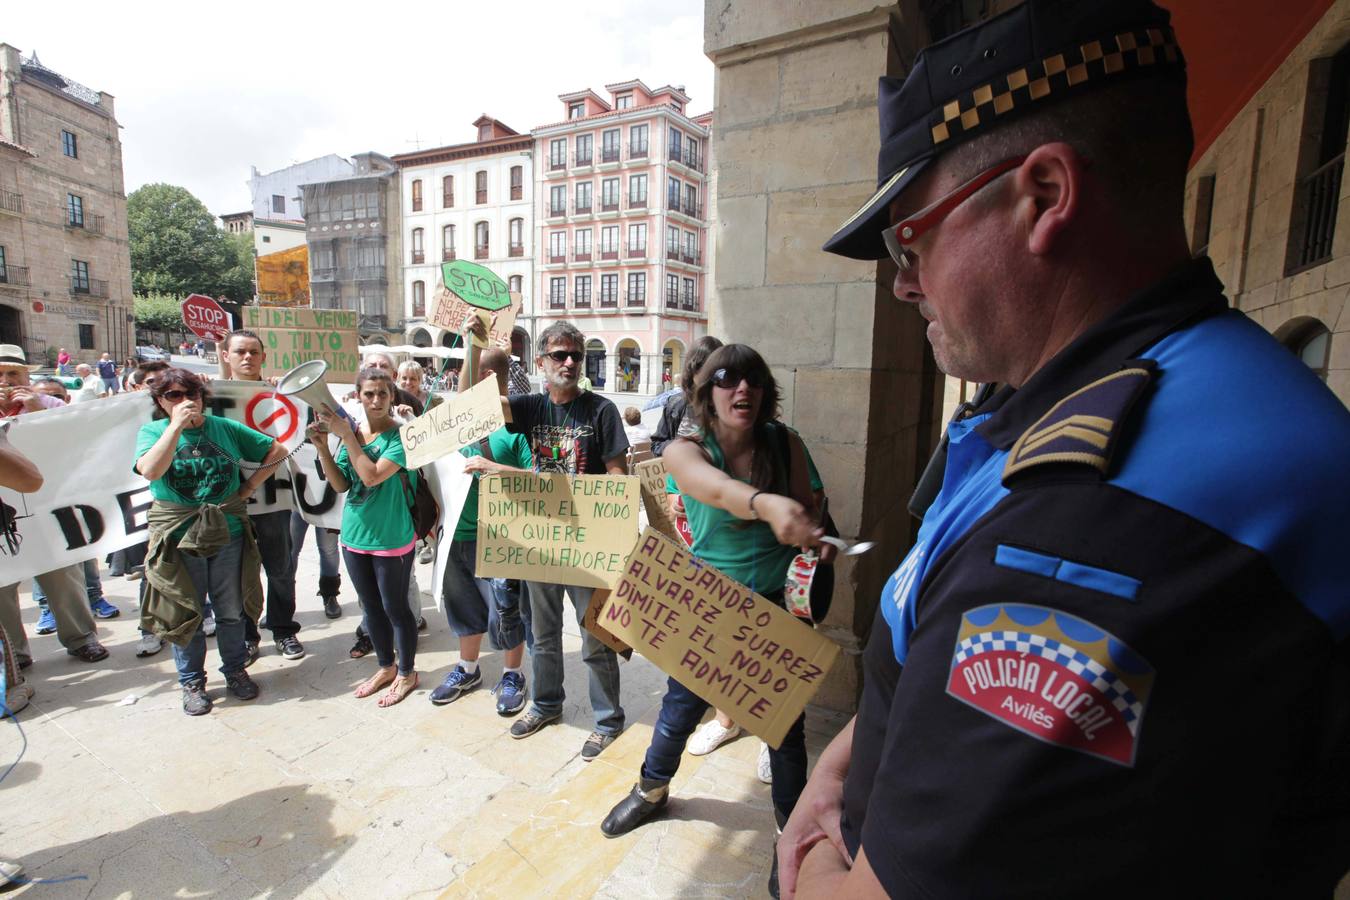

{"left": 0, "top": 45, "right": 133, "bottom": 364}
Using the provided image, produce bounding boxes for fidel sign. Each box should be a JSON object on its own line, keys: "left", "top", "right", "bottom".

{"left": 476, "top": 473, "right": 640, "bottom": 589}
{"left": 400, "top": 376, "right": 505, "bottom": 469}
{"left": 599, "top": 528, "right": 841, "bottom": 748}
{"left": 240, "top": 306, "right": 359, "bottom": 384}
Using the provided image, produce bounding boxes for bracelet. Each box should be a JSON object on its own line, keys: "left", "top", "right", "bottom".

{"left": 748, "top": 490, "right": 766, "bottom": 520}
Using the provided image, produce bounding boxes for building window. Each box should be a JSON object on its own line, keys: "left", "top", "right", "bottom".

{"left": 474, "top": 221, "right": 489, "bottom": 259}
{"left": 666, "top": 225, "right": 680, "bottom": 258}
{"left": 509, "top": 274, "right": 522, "bottom": 293}
{"left": 1282, "top": 319, "right": 1332, "bottom": 380}
{"left": 411, "top": 227, "right": 424, "bottom": 264}
{"left": 601, "top": 225, "right": 619, "bottom": 260}
{"left": 666, "top": 273, "right": 679, "bottom": 308}
{"left": 509, "top": 218, "right": 524, "bottom": 257}
{"left": 443, "top": 175, "right": 454, "bottom": 207}
{"left": 667, "top": 176, "right": 681, "bottom": 210}
{"left": 549, "top": 185, "right": 566, "bottom": 217}
{"left": 1288, "top": 42, "right": 1350, "bottom": 274}
{"left": 575, "top": 228, "right": 592, "bottom": 259}
{"left": 686, "top": 136, "right": 701, "bottom": 171}
{"left": 550, "top": 277, "right": 566, "bottom": 309}
{"left": 0, "top": 245, "right": 6, "bottom": 283}
{"left": 272, "top": 194, "right": 286, "bottom": 214}
{"left": 627, "top": 272, "right": 646, "bottom": 306}
{"left": 66, "top": 193, "right": 84, "bottom": 227}
{"left": 475, "top": 171, "right": 488, "bottom": 204}
{"left": 575, "top": 274, "right": 592, "bottom": 307}
{"left": 549, "top": 231, "right": 566, "bottom": 262}
{"left": 668, "top": 127, "right": 683, "bottom": 163}
{"left": 510, "top": 166, "right": 523, "bottom": 201}
{"left": 684, "top": 184, "right": 699, "bottom": 218}
{"left": 629, "top": 124, "right": 649, "bottom": 158}
{"left": 412, "top": 280, "right": 426, "bottom": 318}
{"left": 575, "top": 181, "right": 592, "bottom": 214}
{"left": 78, "top": 323, "right": 95, "bottom": 350}
{"left": 550, "top": 138, "right": 567, "bottom": 171}
{"left": 627, "top": 222, "right": 646, "bottom": 256}
{"left": 61, "top": 130, "right": 77, "bottom": 158}
{"left": 602, "top": 128, "right": 621, "bottom": 163}
{"left": 442, "top": 224, "right": 456, "bottom": 261}
{"left": 1190, "top": 174, "right": 1216, "bottom": 258}
{"left": 71, "top": 259, "right": 90, "bottom": 292}
{"left": 262, "top": 235, "right": 271, "bottom": 243}
{"left": 682, "top": 277, "right": 696, "bottom": 310}
{"left": 569, "top": 101, "right": 585, "bottom": 119}
{"left": 616, "top": 94, "right": 633, "bottom": 110}
{"left": 602, "top": 177, "right": 620, "bottom": 211}
{"left": 411, "top": 179, "right": 423, "bottom": 212}
{"left": 600, "top": 274, "right": 618, "bottom": 307}
{"left": 629, "top": 174, "right": 648, "bottom": 208}
{"left": 576, "top": 134, "right": 593, "bottom": 167}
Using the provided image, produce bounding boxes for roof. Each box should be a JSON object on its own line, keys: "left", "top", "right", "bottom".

{"left": 391, "top": 133, "right": 534, "bottom": 168}
{"left": 558, "top": 88, "right": 611, "bottom": 110}
{"left": 472, "top": 115, "right": 519, "bottom": 136}
{"left": 649, "top": 84, "right": 691, "bottom": 103}
{"left": 219, "top": 210, "right": 253, "bottom": 219}
{"left": 0, "top": 136, "right": 37, "bottom": 157}
{"left": 603, "top": 78, "right": 654, "bottom": 96}
{"left": 532, "top": 102, "right": 711, "bottom": 135}
{"left": 20, "top": 52, "right": 104, "bottom": 110}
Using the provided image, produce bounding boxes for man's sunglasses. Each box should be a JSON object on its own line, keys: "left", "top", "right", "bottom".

{"left": 882, "top": 155, "right": 1026, "bottom": 271}
{"left": 162, "top": 388, "right": 201, "bottom": 401}
{"left": 545, "top": 350, "right": 584, "bottom": 364}
{"left": 710, "top": 368, "right": 766, "bottom": 390}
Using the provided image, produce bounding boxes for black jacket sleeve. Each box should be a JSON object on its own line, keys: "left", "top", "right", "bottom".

{"left": 651, "top": 395, "right": 687, "bottom": 457}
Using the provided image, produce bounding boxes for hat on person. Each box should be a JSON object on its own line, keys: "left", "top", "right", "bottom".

{"left": 823, "top": 0, "right": 1186, "bottom": 260}
{"left": 0, "top": 344, "right": 40, "bottom": 371}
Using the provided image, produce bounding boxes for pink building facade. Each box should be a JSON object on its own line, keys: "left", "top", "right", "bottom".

{"left": 532, "top": 80, "right": 710, "bottom": 396}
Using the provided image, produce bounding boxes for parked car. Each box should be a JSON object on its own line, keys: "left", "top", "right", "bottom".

{"left": 135, "top": 346, "right": 169, "bottom": 362}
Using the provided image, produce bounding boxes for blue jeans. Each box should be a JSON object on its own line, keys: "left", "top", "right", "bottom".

{"left": 343, "top": 547, "right": 417, "bottom": 675}
{"left": 440, "top": 540, "right": 526, "bottom": 651}
{"left": 289, "top": 511, "right": 340, "bottom": 578}
{"left": 33, "top": 558, "right": 104, "bottom": 609}
{"left": 642, "top": 675, "right": 808, "bottom": 819}
{"left": 245, "top": 510, "right": 297, "bottom": 642}
{"left": 173, "top": 535, "right": 248, "bottom": 686}
{"left": 525, "top": 581, "right": 623, "bottom": 735}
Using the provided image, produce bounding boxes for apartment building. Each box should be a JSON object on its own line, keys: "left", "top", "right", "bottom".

{"left": 533, "top": 80, "right": 710, "bottom": 394}
{"left": 0, "top": 46, "right": 133, "bottom": 362}
{"left": 391, "top": 116, "right": 533, "bottom": 359}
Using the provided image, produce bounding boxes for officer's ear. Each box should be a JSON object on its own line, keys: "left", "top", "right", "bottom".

{"left": 1014, "top": 142, "right": 1085, "bottom": 257}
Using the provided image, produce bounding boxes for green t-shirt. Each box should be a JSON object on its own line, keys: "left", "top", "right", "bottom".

{"left": 455, "top": 428, "right": 533, "bottom": 541}
{"left": 334, "top": 427, "right": 416, "bottom": 551}
{"left": 134, "top": 415, "right": 273, "bottom": 537}
{"left": 665, "top": 425, "right": 824, "bottom": 494}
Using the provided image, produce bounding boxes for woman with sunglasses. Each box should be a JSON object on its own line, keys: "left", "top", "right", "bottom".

{"left": 309, "top": 368, "right": 421, "bottom": 708}
{"left": 600, "top": 344, "right": 827, "bottom": 890}
{"left": 135, "top": 369, "right": 287, "bottom": 716}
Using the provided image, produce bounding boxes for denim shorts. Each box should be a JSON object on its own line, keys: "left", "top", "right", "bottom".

{"left": 441, "top": 539, "right": 526, "bottom": 650}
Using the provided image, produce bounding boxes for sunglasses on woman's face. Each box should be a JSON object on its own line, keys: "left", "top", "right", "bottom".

{"left": 161, "top": 388, "right": 201, "bottom": 402}
{"left": 545, "top": 350, "right": 584, "bottom": 364}
{"left": 710, "top": 368, "right": 765, "bottom": 390}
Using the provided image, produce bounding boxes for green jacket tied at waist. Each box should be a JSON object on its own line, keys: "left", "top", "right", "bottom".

{"left": 140, "top": 495, "right": 263, "bottom": 646}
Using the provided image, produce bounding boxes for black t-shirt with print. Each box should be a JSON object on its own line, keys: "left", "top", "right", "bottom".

{"left": 507, "top": 391, "right": 629, "bottom": 475}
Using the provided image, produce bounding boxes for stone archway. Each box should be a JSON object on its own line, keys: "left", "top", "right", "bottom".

{"left": 615, "top": 338, "right": 641, "bottom": 392}
{"left": 662, "top": 338, "right": 685, "bottom": 386}
{"left": 585, "top": 338, "right": 607, "bottom": 389}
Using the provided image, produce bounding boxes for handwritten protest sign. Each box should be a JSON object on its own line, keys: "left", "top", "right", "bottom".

{"left": 428, "top": 286, "right": 519, "bottom": 350}
{"left": 400, "top": 377, "right": 505, "bottom": 469}
{"left": 583, "top": 589, "right": 633, "bottom": 659}
{"left": 477, "top": 473, "right": 640, "bottom": 589}
{"left": 240, "top": 307, "right": 359, "bottom": 384}
{"left": 599, "top": 528, "right": 840, "bottom": 747}
{"left": 634, "top": 457, "right": 681, "bottom": 543}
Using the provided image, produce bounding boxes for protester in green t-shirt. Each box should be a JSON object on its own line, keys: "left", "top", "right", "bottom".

{"left": 429, "top": 348, "right": 534, "bottom": 714}
{"left": 310, "top": 367, "right": 420, "bottom": 708}
{"left": 134, "top": 368, "right": 287, "bottom": 716}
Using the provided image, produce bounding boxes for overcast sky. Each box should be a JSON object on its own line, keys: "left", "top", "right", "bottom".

{"left": 7, "top": 1, "right": 713, "bottom": 216}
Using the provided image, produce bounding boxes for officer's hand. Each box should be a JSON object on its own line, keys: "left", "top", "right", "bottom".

{"left": 779, "top": 759, "right": 852, "bottom": 899}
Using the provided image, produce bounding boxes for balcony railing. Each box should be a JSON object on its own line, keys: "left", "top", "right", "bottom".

{"left": 549, "top": 253, "right": 566, "bottom": 264}
{"left": 627, "top": 196, "right": 648, "bottom": 210}
{"left": 573, "top": 250, "right": 592, "bottom": 262}
{"left": 1290, "top": 153, "right": 1344, "bottom": 274}
{"left": 443, "top": 192, "right": 454, "bottom": 208}
{"left": 354, "top": 265, "right": 386, "bottom": 282}
{"left": 0, "top": 265, "right": 30, "bottom": 287}
{"left": 600, "top": 248, "right": 619, "bottom": 260}
{"left": 665, "top": 291, "right": 680, "bottom": 309}
{"left": 626, "top": 244, "right": 647, "bottom": 258}
{"left": 549, "top": 157, "right": 567, "bottom": 172}
{"left": 682, "top": 295, "right": 698, "bottom": 311}
{"left": 682, "top": 153, "right": 704, "bottom": 173}
{"left": 575, "top": 293, "right": 591, "bottom": 308}
{"left": 510, "top": 185, "right": 522, "bottom": 201}
{"left": 70, "top": 277, "right": 109, "bottom": 298}
{"left": 599, "top": 292, "right": 619, "bottom": 308}
{"left": 474, "top": 245, "right": 489, "bottom": 260}
{"left": 626, "top": 290, "right": 646, "bottom": 307}
{"left": 476, "top": 189, "right": 488, "bottom": 204}
{"left": 683, "top": 201, "right": 703, "bottom": 219}
{"left": 412, "top": 198, "right": 423, "bottom": 212}
{"left": 574, "top": 202, "right": 593, "bottom": 215}
{"left": 601, "top": 199, "right": 620, "bottom": 212}
{"left": 442, "top": 247, "right": 457, "bottom": 262}
{"left": 575, "top": 152, "right": 593, "bottom": 167}
{"left": 509, "top": 242, "right": 524, "bottom": 258}
{"left": 666, "top": 246, "right": 680, "bottom": 261}
{"left": 68, "top": 213, "right": 106, "bottom": 235}
{"left": 548, "top": 205, "right": 566, "bottom": 218}
{"left": 628, "top": 143, "right": 648, "bottom": 159}
{"left": 0, "top": 190, "right": 22, "bottom": 214}
{"left": 682, "top": 249, "right": 702, "bottom": 266}
{"left": 668, "top": 145, "right": 682, "bottom": 164}
{"left": 549, "top": 296, "right": 566, "bottom": 310}
{"left": 667, "top": 195, "right": 681, "bottom": 211}
{"left": 411, "top": 250, "right": 425, "bottom": 264}
{"left": 601, "top": 147, "right": 621, "bottom": 163}
{"left": 311, "top": 265, "right": 338, "bottom": 282}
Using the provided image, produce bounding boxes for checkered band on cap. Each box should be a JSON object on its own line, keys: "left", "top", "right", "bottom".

{"left": 929, "top": 26, "right": 1180, "bottom": 147}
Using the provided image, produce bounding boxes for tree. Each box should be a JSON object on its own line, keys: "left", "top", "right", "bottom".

{"left": 127, "top": 184, "right": 254, "bottom": 302}
{"left": 133, "top": 292, "right": 188, "bottom": 347}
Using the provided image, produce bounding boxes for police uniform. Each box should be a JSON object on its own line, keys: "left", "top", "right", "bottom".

{"left": 821, "top": 2, "right": 1350, "bottom": 896}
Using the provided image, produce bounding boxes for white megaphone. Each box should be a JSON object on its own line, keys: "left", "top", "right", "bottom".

{"left": 276, "top": 360, "right": 356, "bottom": 427}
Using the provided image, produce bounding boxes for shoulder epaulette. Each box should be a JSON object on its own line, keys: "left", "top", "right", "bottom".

{"left": 1003, "top": 364, "right": 1154, "bottom": 483}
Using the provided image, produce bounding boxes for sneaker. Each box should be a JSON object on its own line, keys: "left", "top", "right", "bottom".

{"left": 322, "top": 595, "right": 342, "bottom": 619}
{"left": 90, "top": 597, "right": 120, "bottom": 619}
{"left": 416, "top": 616, "right": 428, "bottom": 632}
{"left": 66, "top": 640, "right": 109, "bottom": 663}
{"left": 275, "top": 635, "right": 305, "bottom": 660}
{"left": 136, "top": 633, "right": 164, "bottom": 657}
{"left": 509, "top": 709, "right": 561, "bottom": 739}
{"left": 181, "top": 682, "right": 212, "bottom": 716}
{"left": 418, "top": 542, "right": 435, "bottom": 564}
{"left": 494, "top": 671, "right": 527, "bottom": 716}
{"left": 689, "top": 719, "right": 742, "bottom": 756}
{"left": 430, "top": 664, "right": 482, "bottom": 705}
{"left": 581, "top": 730, "right": 618, "bottom": 762}
{"left": 4, "top": 680, "right": 34, "bottom": 715}
{"left": 0, "top": 860, "right": 22, "bottom": 887}
{"left": 757, "top": 742, "right": 773, "bottom": 784}
{"left": 243, "top": 641, "right": 260, "bottom": 668}
{"left": 225, "top": 670, "right": 260, "bottom": 701}
{"left": 35, "top": 608, "right": 56, "bottom": 635}
{"left": 202, "top": 614, "right": 216, "bottom": 637}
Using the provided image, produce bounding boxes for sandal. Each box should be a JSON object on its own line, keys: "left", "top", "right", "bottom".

{"left": 378, "top": 672, "right": 419, "bottom": 708}
{"left": 349, "top": 632, "right": 373, "bottom": 659}
{"left": 354, "top": 666, "right": 397, "bottom": 699}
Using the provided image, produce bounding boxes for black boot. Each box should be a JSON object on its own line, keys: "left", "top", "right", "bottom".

{"left": 769, "top": 808, "right": 788, "bottom": 899}
{"left": 600, "top": 777, "right": 669, "bottom": 838}
{"left": 318, "top": 575, "right": 342, "bottom": 619}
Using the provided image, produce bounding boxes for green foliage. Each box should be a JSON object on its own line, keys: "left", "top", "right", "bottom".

{"left": 127, "top": 184, "right": 256, "bottom": 302}
{"left": 133, "top": 292, "right": 184, "bottom": 335}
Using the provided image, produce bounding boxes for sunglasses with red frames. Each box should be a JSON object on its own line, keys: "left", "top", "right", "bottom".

{"left": 545, "top": 350, "right": 584, "bottom": 363}
{"left": 710, "top": 368, "right": 766, "bottom": 390}
{"left": 882, "top": 155, "right": 1027, "bottom": 271}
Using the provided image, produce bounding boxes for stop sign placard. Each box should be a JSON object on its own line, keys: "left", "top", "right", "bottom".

{"left": 181, "top": 293, "right": 233, "bottom": 341}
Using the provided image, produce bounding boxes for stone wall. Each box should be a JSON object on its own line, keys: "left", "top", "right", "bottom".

{"left": 705, "top": 2, "right": 944, "bottom": 710}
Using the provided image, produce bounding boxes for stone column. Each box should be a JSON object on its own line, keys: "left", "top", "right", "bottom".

{"left": 705, "top": 1, "right": 944, "bottom": 711}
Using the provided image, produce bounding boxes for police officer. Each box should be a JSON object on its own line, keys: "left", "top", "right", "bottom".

{"left": 781, "top": 2, "right": 1350, "bottom": 897}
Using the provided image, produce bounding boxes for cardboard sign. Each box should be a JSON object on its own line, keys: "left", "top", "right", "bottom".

{"left": 634, "top": 457, "right": 681, "bottom": 544}
{"left": 599, "top": 528, "right": 841, "bottom": 748}
{"left": 476, "top": 473, "right": 641, "bottom": 589}
{"left": 428, "top": 286, "right": 519, "bottom": 350}
{"left": 441, "top": 259, "right": 513, "bottom": 310}
{"left": 400, "top": 376, "right": 506, "bottom": 469}
{"left": 240, "top": 307, "right": 359, "bottom": 384}
{"left": 583, "top": 589, "right": 633, "bottom": 659}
